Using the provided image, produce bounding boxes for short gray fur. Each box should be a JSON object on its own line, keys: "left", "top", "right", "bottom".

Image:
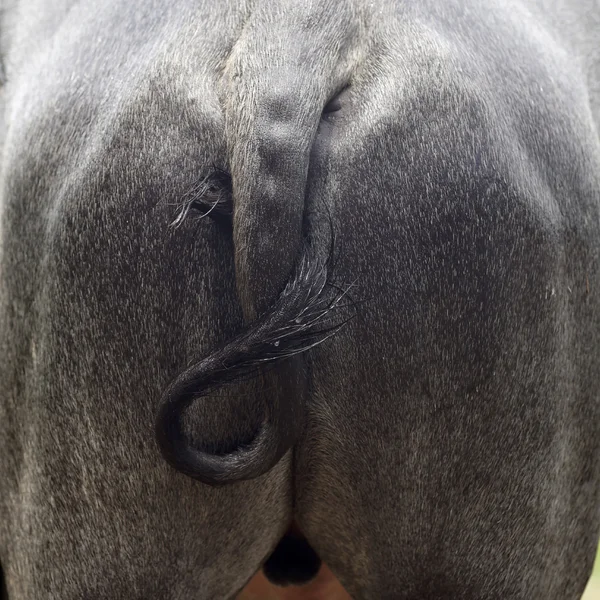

{"left": 0, "top": 0, "right": 599, "bottom": 598}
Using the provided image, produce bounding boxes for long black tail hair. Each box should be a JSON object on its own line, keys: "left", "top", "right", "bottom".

{"left": 154, "top": 215, "right": 351, "bottom": 486}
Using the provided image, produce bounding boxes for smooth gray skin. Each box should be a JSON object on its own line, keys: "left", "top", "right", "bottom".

{"left": 1, "top": 0, "right": 599, "bottom": 598}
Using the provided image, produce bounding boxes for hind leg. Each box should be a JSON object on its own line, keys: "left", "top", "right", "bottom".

{"left": 297, "top": 198, "right": 599, "bottom": 598}
{"left": 1, "top": 363, "right": 292, "bottom": 600}
{"left": 0, "top": 259, "right": 292, "bottom": 600}
{"left": 2, "top": 423, "right": 291, "bottom": 600}
{"left": 297, "top": 190, "right": 599, "bottom": 598}
{"left": 0, "top": 138, "right": 293, "bottom": 600}
{"left": 298, "top": 332, "right": 598, "bottom": 600}
{"left": 295, "top": 25, "right": 600, "bottom": 598}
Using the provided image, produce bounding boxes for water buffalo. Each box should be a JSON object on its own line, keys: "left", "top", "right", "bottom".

{"left": 1, "top": 0, "right": 599, "bottom": 598}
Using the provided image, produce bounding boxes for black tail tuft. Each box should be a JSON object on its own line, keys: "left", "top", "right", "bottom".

{"left": 155, "top": 231, "right": 355, "bottom": 485}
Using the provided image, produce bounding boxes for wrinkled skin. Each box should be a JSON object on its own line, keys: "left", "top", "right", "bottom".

{"left": 1, "top": 0, "right": 600, "bottom": 599}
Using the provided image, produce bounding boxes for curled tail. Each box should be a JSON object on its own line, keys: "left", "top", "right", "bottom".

{"left": 155, "top": 2, "right": 360, "bottom": 485}
{"left": 155, "top": 235, "right": 350, "bottom": 485}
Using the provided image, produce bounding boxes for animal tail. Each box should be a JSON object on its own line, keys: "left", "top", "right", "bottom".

{"left": 155, "top": 5, "right": 358, "bottom": 485}
{"left": 155, "top": 229, "right": 350, "bottom": 485}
